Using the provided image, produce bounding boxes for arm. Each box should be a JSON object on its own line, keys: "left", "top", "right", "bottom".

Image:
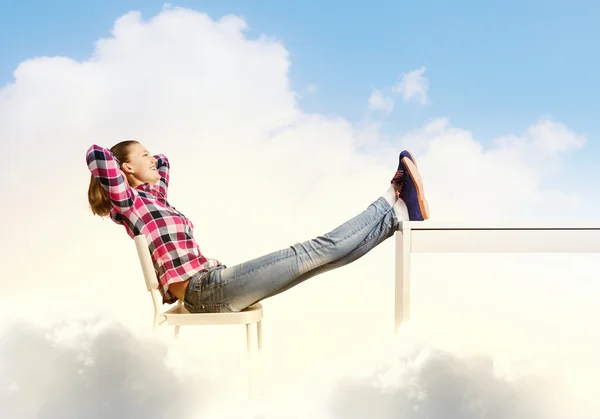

{"left": 86, "top": 144, "right": 135, "bottom": 211}
{"left": 153, "top": 154, "right": 170, "bottom": 198}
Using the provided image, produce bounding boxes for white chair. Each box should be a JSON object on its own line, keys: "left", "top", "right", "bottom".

{"left": 133, "top": 235, "right": 263, "bottom": 355}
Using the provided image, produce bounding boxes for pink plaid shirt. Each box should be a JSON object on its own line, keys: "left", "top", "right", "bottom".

{"left": 86, "top": 144, "right": 221, "bottom": 304}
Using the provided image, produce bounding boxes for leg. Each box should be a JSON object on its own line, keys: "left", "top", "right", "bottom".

{"left": 246, "top": 324, "right": 251, "bottom": 354}
{"left": 257, "top": 320, "right": 263, "bottom": 351}
{"left": 186, "top": 195, "right": 399, "bottom": 312}
{"left": 256, "top": 320, "right": 263, "bottom": 395}
{"left": 183, "top": 150, "right": 427, "bottom": 313}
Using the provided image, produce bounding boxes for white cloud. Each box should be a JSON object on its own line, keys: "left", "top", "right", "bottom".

{"left": 307, "top": 83, "right": 318, "bottom": 94}
{"left": 368, "top": 87, "right": 394, "bottom": 114}
{"left": 495, "top": 117, "right": 587, "bottom": 157}
{"left": 392, "top": 66, "right": 429, "bottom": 104}
{"left": 396, "top": 117, "right": 587, "bottom": 221}
{"left": 328, "top": 349, "right": 564, "bottom": 419}
{"left": 0, "top": 6, "right": 599, "bottom": 419}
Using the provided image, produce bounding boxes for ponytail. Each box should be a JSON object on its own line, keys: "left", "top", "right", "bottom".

{"left": 88, "top": 174, "right": 113, "bottom": 217}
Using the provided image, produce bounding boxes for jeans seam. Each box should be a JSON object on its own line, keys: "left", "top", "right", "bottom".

{"left": 356, "top": 216, "right": 393, "bottom": 249}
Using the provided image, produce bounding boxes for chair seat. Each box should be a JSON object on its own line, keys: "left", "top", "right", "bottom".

{"left": 161, "top": 303, "right": 263, "bottom": 326}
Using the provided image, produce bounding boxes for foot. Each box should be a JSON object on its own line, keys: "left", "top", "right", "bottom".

{"left": 395, "top": 150, "right": 430, "bottom": 221}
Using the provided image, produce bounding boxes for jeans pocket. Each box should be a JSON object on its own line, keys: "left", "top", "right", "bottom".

{"left": 184, "top": 269, "right": 233, "bottom": 313}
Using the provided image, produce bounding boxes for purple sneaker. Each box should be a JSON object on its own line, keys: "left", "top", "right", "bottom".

{"left": 397, "top": 150, "right": 430, "bottom": 221}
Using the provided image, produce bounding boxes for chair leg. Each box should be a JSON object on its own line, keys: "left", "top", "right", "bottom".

{"left": 246, "top": 323, "right": 254, "bottom": 400}
{"left": 257, "top": 320, "right": 263, "bottom": 352}
{"left": 246, "top": 323, "right": 251, "bottom": 355}
{"left": 245, "top": 321, "right": 264, "bottom": 400}
{"left": 256, "top": 320, "right": 263, "bottom": 396}
{"left": 174, "top": 325, "right": 180, "bottom": 340}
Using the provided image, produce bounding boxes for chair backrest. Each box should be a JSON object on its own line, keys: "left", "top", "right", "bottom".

{"left": 134, "top": 235, "right": 159, "bottom": 291}
{"left": 134, "top": 235, "right": 170, "bottom": 328}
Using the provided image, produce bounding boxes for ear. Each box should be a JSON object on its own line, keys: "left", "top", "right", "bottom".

{"left": 121, "top": 163, "right": 135, "bottom": 174}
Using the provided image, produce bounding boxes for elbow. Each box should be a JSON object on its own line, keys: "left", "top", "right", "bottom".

{"left": 157, "top": 154, "right": 170, "bottom": 166}
{"left": 86, "top": 144, "right": 103, "bottom": 164}
{"left": 86, "top": 144, "right": 102, "bottom": 155}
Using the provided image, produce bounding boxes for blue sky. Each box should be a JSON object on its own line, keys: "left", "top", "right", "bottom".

{"left": 2, "top": 0, "right": 599, "bottom": 173}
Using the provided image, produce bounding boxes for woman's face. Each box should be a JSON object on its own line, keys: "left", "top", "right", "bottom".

{"left": 121, "top": 143, "right": 161, "bottom": 186}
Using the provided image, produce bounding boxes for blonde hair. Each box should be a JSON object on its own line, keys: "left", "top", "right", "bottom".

{"left": 88, "top": 140, "right": 139, "bottom": 217}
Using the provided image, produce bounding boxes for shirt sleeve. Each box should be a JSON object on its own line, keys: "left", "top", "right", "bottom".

{"left": 86, "top": 144, "right": 135, "bottom": 211}
{"left": 153, "top": 154, "right": 170, "bottom": 198}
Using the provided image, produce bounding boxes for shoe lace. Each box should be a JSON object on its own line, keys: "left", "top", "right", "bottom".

{"left": 391, "top": 169, "right": 404, "bottom": 184}
{"left": 391, "top": 169, "right": 404, "bottom": 195}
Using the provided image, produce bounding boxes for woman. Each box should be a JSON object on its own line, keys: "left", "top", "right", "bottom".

{"left": 86, "top": 141, "right": 429, "bottom": 313}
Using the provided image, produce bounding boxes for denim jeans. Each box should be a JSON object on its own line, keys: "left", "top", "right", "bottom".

{"left": 183, "top": 197, "right": 402, "bottom": 313}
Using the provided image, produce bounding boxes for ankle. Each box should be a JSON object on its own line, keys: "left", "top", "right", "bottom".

{"left": 383, "top": 185, "right": 398, "bottom": 207}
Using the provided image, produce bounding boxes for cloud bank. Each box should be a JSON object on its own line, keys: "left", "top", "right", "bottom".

{"left": 0, "top": 320, "right": 583, "bottom": 419}
{"left": 0, "top": 320, "right": 192, "bottom": 419}
{"left": 328, "top": 350, "right": 560, "bottom": 419}
{"left": 398, "top": 116, "right": 587, "bottom": 221}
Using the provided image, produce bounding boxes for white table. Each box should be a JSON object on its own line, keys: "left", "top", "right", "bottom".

{"left": 394, "top": 221, "right": 600, "bottom": 330}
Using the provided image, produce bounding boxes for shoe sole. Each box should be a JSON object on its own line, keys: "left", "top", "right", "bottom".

{"left": 402, "top": 156, "right": 430, "bottom": 220}
{"left": 403, "top": 150, "right": 417, "bottom": 167}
